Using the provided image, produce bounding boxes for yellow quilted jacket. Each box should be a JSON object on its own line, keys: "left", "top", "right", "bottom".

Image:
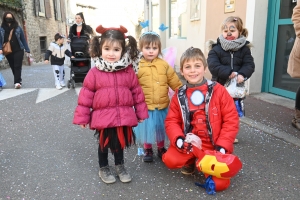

{"left": 137, "top": 57, "right": 182, "bottom": 110}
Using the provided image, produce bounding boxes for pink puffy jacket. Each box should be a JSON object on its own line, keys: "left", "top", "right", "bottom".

{"left": 73, "top": 66, "right": 149, "bottom": 130}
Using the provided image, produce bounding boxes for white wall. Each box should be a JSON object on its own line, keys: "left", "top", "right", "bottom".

{"left": 246, "top": 0, "right": 268, "bottom": 94}
{"left": 164, "top": 0, "right": 207, "bottom": 73}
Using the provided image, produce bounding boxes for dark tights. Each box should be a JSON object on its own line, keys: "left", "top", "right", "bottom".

{"left": 296, "top": 86, "right": 300, "bottom": 110}
{"left": 98, "top": 145, "right": 124, "bottom": 168}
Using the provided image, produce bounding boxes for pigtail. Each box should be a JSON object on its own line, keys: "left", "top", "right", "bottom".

{"left": 89, "top": 36, "right": 101, "bottom": 57}
{"left": 126, "top": 35, "right": 139, "bottom": 60}
{"left": 241, "top": 28, "right": 248, "bottom": 38}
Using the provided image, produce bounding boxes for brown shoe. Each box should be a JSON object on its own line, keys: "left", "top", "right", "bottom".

{"left": 181, "top": 163, "right": 195, "bottom": 175}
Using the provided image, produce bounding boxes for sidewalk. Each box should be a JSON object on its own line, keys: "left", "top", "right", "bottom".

{"left": 242, "top": 93, "right": 300, "bottom": 147}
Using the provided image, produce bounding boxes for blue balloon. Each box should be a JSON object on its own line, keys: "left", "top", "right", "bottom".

{"left": 140, "top": 20, "right": 149, "bottom": 28}
{"left": 159, "top": 23, "right": 168, "bottom": 31}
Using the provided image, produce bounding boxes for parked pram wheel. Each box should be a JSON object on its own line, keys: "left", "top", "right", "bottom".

{"left": 67, "top": 80, "right": 71, "bottom": 89}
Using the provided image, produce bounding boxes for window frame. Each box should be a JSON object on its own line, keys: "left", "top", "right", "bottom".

{"left": 169, "top": 0, "right": 188, "bottom": 39}
{"left": 53, "top": 0, "right": 62, "bottom": 21}
{"left": 40, "top": 36, "right": 47, "bottom": 53}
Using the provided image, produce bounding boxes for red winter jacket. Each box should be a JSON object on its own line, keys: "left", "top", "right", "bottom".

{"left": 165, "top": 82, "right": 239, "bottom": 153}
{"left": 73, "top": 66, "right": 148, "bottom": 130}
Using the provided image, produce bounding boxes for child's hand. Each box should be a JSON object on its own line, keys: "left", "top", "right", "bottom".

{"left": 176, "top": 137, "right": 192, "bottom": 154}
{"left": 44, "top": 60, "right": 49, "bottom": 64}
{"left": 237, "top": 74, "right": 245, "bottom": 84}
{"left": 229, "top": 72, "right": 237, "bottom": 79}
{"left": 80, "top": 124, "right": 87, "bottom": 128}
{"left": 138, "top": 119, "right": 144, "bottom": 123}
{"left": 71, "top": 56, "right": 75, "bottom": 58}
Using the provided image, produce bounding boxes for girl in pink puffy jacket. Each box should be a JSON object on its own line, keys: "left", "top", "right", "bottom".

{"left": 73, "top": 25, "right": 148, "bottom": 184}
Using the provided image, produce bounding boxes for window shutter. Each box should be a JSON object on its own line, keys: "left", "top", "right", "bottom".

{"left": 60, "top": 0, "right": 66, "bottom": 22}
{"left": 34, "top": 0, "right": 39, "bottom": 16}
{"left": 45, "top": 0, "right": 52, "bottom": 18}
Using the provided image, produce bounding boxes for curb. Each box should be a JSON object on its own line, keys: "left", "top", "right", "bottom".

{"left": 240, "top": 116, "right": 300, "bottom": 147}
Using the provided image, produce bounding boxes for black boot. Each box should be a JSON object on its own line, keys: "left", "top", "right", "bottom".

{"left": 143, "top": 148, "right": 153, "bottom": 162}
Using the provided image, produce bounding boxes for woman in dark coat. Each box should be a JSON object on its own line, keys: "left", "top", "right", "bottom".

{"left": 0, "top": 11, "right": 30, "bottom": 89}
{"left": 67, "top": 12, "right": 94, "bottom": 57}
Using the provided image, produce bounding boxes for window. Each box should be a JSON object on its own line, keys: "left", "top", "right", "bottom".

{"left": 40, "top": 36, "right": 47, "bottom": 53}
{"left": 152, "top": 1, "right": 159, "bottom": 33}
{"left": 53, "top": 0, "right": 62, "bottom": 21}
{"left": 35, "top": 0, "right": 52, "bottom": 18}
{"left": 38, "top": 0, "right": 45, "bottom": 17}
{"left": 169, "top": 0, "right": 188, "bottom": 39}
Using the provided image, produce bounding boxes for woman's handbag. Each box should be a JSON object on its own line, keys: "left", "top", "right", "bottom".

{"left": 2, "top": 29, "right": 13, "bottom": 56}
{"left": 287, "top": 37, "right": 300, "bottom": 78}
{"left": 224, "top": 76, "right": 247, "bottom": 98}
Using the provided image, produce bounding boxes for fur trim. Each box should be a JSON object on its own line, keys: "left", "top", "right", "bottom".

{"left": 206, "top": 39, "right": 217, "bottom": 52}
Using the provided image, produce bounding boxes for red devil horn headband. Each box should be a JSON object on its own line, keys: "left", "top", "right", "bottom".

{"left": 96, "top": 25, "right": 128, "bottom": 38}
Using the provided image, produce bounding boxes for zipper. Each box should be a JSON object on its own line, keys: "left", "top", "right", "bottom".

{"left": 113, "top": 73, "right": 121, "bottom": 126}
{"left": 230, "top": 51, "right": 234, "bottom": 70}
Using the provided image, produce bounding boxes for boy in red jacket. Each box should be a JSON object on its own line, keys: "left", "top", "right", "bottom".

{"left": 162, "top": 47, "right": 239, "bottom": 191}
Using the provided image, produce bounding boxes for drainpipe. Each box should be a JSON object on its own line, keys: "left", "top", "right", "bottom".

{"left": 21, "top": 0, "right": 30, "bottom": 66}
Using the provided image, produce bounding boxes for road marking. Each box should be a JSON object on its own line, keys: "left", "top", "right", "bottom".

{"left": 0, "top": 88, "right": 38, "bottom": 100}
{"left": 0, "top": 87, "right": 82, "bottom": 103}
{"left": 36, "top": 88, "right": 69, "bottom": 103}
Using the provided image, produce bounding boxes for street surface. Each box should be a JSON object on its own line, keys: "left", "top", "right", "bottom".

{"left": 0, "top": 64, "right": 299, "bottom": 199}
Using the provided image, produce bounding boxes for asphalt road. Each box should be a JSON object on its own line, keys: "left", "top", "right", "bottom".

{"left": 0, "top": 64, "right": 299, "bottom": 199}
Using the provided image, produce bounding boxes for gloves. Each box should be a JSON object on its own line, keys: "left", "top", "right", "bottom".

{"left": 176, "top": 137, "right": 192, "bottom": 154}
{"left": 215, "top": 146, "right": 226, "bottom": 154}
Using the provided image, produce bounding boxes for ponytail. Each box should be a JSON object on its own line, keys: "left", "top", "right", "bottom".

{"left": 126, "top": 35, "right": 139, "bottom": 60}
{"left": 241, "top": 28, "right": 248, "bottom": 38}
{"left": 89, "top": 36, "right": 101, "bottom": 57}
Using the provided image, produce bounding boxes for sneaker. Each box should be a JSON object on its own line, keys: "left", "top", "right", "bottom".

{"left": 181, "top": 163, "right": 195, "bottom": 175}
{"left": 157, "top": 147, "right": 167, "bottom": 159}
{"left": 234, "top": 138, "right": 239, "bottom": 144}
{"left": 56, "top": 85, "right": 63, "bottom": 90}
{"left": 115, "top": 164, "right": 132, "bottom": 183}
{"left": 14, "top": 83, "right": 21, "bottom": 89}
{"left": 60, "top": 82, "right": 66, "bottom": 87}
{"left": 143, "top": 148, "right": 153, "bottom": 162}
{"left": 99, "top": 166, "right": 116, "bottom": 184}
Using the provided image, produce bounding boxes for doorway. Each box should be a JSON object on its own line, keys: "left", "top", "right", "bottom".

{"left": 263, "top": 0, "right": 298, "bottom": 99}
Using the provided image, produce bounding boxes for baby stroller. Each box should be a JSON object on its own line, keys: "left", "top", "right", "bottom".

{"left": 67, "top": 35, "right": 91, "bottom": 89}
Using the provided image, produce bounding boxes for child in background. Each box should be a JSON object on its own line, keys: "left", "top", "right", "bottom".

{"left": 45, "top": 33, "right": 74, "bottom": 90}
{"left": 206, "top": 16, "right": 255, "bottom": 142}
{"left": 134, "top": 31, "right": 182, "bottom": 162}
{"left": 73, "top": 25, "right": 148, "bottom": 184}
{"left": 162, "top": 47, "right": 239, "bottom": 191}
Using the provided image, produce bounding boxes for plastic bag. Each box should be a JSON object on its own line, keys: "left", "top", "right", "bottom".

{"left": 0, "top": 72, "right": 6, "bottom": 87}
{"left": 224, "top": 76, "right": 247, "bottom": 98}
{"left": 185, "top": 133, "right": 202, "bottom": 150}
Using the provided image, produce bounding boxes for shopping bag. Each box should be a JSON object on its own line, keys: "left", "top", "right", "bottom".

{"left": 224, "top": 77, "right": 247, "bottom": 98}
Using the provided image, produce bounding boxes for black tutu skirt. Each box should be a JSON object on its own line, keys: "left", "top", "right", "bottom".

{"left": 95, "top": 126, "right": 135, "bottom": 153}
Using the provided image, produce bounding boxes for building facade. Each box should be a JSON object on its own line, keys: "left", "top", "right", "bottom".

{"left": 144, "top": 0, "right": 298, "bottom": 100}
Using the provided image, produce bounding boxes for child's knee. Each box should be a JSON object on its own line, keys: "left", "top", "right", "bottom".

{"left": 212, "top": 176, "right": 231, "bottom": 191}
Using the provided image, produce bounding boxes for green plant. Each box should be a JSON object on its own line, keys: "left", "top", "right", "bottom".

{"left": 0, "top": 0, "right": 22, "bottom": 9}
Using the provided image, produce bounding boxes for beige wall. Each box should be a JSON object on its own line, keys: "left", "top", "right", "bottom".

{"left": 157, "top": 0, "right": 268, "bottom": 94}
{"left": 205, "top": 0, "right": 247, "bottom": 79}
{"left": 205, "top": 0, "right": 247, "bottom": 53}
